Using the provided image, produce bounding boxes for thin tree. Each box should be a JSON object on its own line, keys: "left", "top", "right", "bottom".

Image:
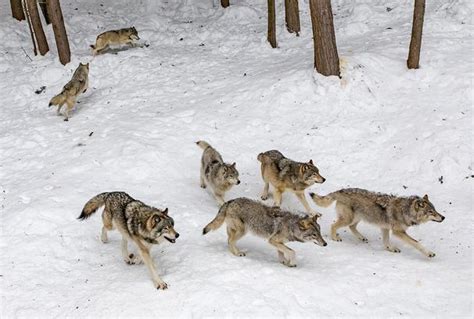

{"left": 309, "top": 0, "right": 340, "bottom": 76}
{"left": 47, "top": 0, "right": 71, "bottom": 65}
{"left": 221, "top": 0, "right": 229, "bottom": 8}
{"left": 38, "top": 0, "right": 51, "bottom": 24}
{"left": 10, "top": 0, "right": 25, "bottom": 20}
{"left": 284, "top": 0, "right": 300, "bottom": 36}
{"left": 407, "top": 0, "right": 425, "bottom": 69}
{"left": 25, "top": 0, "right": 49, "bottom": 55}
{"left": 267, "top": 0, "right": 277, "bottom": 48}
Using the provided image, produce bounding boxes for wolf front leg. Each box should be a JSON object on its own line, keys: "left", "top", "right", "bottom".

{"left": 382, "top": 229, "right": 400, "bottom": 253}
{"left": 269, "top": 237, "right": 296, "bottom": 267}
{"left": 261, "top": 182, "right": 270, "bottom": 200}
{"left": 133, "top": 238, "right": 168, "bottom": 289}
{"left": 392, "top": 230, "right": 436, "bottom": 257}
{"left": 295, "top": 191, "right": 320, "bottom": 217}
{"left": 213, "top": 191, "right": 225, "bottom": 206}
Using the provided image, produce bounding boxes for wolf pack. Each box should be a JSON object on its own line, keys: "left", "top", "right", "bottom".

{"left": 52, "top": 27, "right": 445, "bottom": 291}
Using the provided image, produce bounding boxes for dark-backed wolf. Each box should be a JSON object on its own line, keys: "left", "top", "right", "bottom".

{"left": 310, "top": 188, "right": 445, "bottom": 257}
{"left": 48, "top": 63, "right": 89, "bottom": 121}
{"left": 196, "top": 140, "right": 240, "bottom": 206}
{"left": 257, "top": 150, "right": 325, "bottom": 216}
{"left": 203, "top": 197, "right": 326, "bottom": 267}
{"left": 90, "top": 27, "right": 140, "bottom": 55}
{"left": 78, "top": 192, "right": 179, "bottom": 289}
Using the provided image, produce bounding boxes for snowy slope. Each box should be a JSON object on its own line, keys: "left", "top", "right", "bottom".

{"left": 0, "top": 0, "right": 472, "bottom": 317}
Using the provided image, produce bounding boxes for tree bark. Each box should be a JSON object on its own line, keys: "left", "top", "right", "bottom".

{"left": 221, "top": 0, "right": 229, "bottom": 8}
{"left": 309, "top": 0, "right": 340, "bottom": 76}
{"left": 284, "top": 0, "right": 300, "bottom": 36}
{"left": 407, "top": 0, "right": 425, "bottom": 69}
{"left": 38, "top": 0, "right": 51, "bottom": 24}
{"left": 10, "top": 0, "right": 25, "bottom": 20}
{"left": 267, "top": 0, "right": 277, "bottom": 48}
{"left": 26, "top": 0, "right": 49, "bottom": 56}
{"left": 47, "top": 0, "right": 71, "bottom": 65}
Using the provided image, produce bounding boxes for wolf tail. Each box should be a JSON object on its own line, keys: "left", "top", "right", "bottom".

{"left": 202, "top": 201, "right": 232, "bottom": 235}
{"left": 309, "top": 192, "right": 336, "bottom": 208}
{"left": 78, "top": 192, "right": 109, "bottom": 220}
{"left": 48, "top": 92, "right": 66, "bottom": 107}
{"left": 196, "top": 140, "right": 212, "bottom": 150}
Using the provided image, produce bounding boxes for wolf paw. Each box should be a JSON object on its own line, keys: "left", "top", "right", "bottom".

{"left": 125, "top": 253, "right": 142, "bottom": 265}
{"left": 261, "top": 194, "right": 269, "bottom": 200}
{"left": 200, "top": 184, "right": 206, "bottom": 189}
{"left": 387, "top": 246, "right": 401, "bottom": 253}
{"left": 427, "top": 252, "right": 436, "bottom": 258}
{"left": 235, "top": 251, "right": 246, "bottom": 257}
{"left": 155, "top": 281, "right": 168, "bottom": 290}
{"left": 332, "top": 235, "right": 342, "bottom": 242}
{"left": 281, "top": 260, "right": 297, "bottom": 267}
{"left": 360, "top": 237, "right": 369, "bottom": 243}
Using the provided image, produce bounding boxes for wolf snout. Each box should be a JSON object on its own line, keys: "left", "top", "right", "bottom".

{"left": 321, "top": 177, "right": 326, "bottom": 183}
{"left": 323, "top": 242, "right": 327, "bottom": 246}
{"left": 175, "top": 233, "right": 180, "bottom": 238}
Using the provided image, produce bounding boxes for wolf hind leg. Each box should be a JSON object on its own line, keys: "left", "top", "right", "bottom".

{"left": 349, "top": 221, "right": 368, "bottom": 243}
{"left": 331, "top": 203, "right": 354, "bottom": 241}
{"left": 200, "top": 167, "right": 206, "bottom": 188}
{"left": 101, "top": 209, "right": 113, "bottom": 243}
{"left": 382, "top": 229, "right": 400, "bottom": 253}
{"left": 122, "top": 237, "right": 142, "bottom": 265}
{"left": 227, "top": 225, "right": 246, "bottom": 257}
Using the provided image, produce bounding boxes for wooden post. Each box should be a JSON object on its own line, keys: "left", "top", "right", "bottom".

{"left": 26, "top": 0, "right": 49, "bottom": 55}
{"left": 309, "top": 0, "right": 340, "bottom": 76}
{"left": 267, "top": 0, "right": 277, "bottom": 48}
{"left": 47, "top": 0, "right": 71, "bottom": 65}
{"left": 284, "top": 0, "right": 300, "bottom": 36}
{"left": 221, "top": 0, "right": 229, "bottom": 8}
{"left": 38, "top": 0, "right": 51, "bottom": 24}
{"left": 407, "top": 0, "right": 425, "bottom": 69}
{"left": 10, "top": 0, "right": 25, "bottom": 20}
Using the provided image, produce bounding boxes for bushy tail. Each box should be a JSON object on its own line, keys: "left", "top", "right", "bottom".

{"left": 196, "top": 140, "right": 212, "bottom": 150}
{"left": 202, "top": 201, "right": 231, "bottom": 235}
{"left": 78, "top": 192, "right": 109, "bottom": 220}
{"left": 309, "top": 192, "right": 336, "bottom": 208}
{"left": 49, "top": 92, "right": 66, "bottom": 107}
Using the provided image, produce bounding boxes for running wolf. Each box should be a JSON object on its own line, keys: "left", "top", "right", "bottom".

{"left": 48, "top": 63, "right": 89, "bottom": 121}
{"left": 78, "top": 192, "right": 179, "bottom": 290}
{"left": 196, "top": 140, "right": 240, "bottom": 205}
{"left": 203, "top": 197, "right": 327, "bottom": 267}
{"left": 310, "top": 188, "right": 445, "bottom": 257}
{"left": 90, "top": 27, "right": 140, "bottom": 55}
{"left": 257, "top": 150, "right": 325, "bottom": 216}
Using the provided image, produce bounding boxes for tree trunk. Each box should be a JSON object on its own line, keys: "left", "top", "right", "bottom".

{"left": 267, "top": 0, "right": 277, "bottom": 48}
{"left": 26, "top": 0, "right": 49, "bottom": 56}
{"left": 407, "top": 0, "right": 425, "bottom": 69}
{"left": 10, "top": 0, "right": 25, "bottom": 20}
{"left": 309, "top": 0, "right": 340, "bottom": 76}
{"left": 221, "top": 0, "right": 229, "bottom": 8}
{"left": 285, "top": 0, "right": 300, "bottom": 36}
{"left": 47, "top": 0, "right": 71, "bottom": 65}
{"left": 38, "top": 0, "right": 51, "bottom": 24}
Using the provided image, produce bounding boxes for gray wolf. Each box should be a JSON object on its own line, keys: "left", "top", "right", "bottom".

{"left": 310, "top": 188, "right": 445, "bottom": 257}
{"left": 90, "top": 27, "right": 140, "bottom": 55}
{"left": 78, "top": 191, "right": 179, "bottom": 290}
{"left": 196, "top": 140, "right": 240, "bottom": 206}
{"left": 203, "top": 197, "right": 326, "bottom": 267}
{"left": 48, "top": 63, "right": 89, "bottom": 121}
{"left": 257, "top": 150, "right": 325, "bottom": 216}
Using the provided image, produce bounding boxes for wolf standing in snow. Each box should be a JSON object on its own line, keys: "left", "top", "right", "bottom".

{"left": 196, "top": 140, "right": 240, "bottom": 206}
{"left": 90, "top": 27, "right": 140, "bottom": 55}
{"left": 257, "top": 150, "right": 325, "bottom": 216}
{"left": 310, "top": 188, "right": 445, "bottom": 257}
{"left": 78, "top": 192, "right": 179, "bottom": 290}
{"left": 48, "top": 63, "right": 89, "bottom": 121}
{"left": 203, "top": 198, "right": 327, "bottom": 267}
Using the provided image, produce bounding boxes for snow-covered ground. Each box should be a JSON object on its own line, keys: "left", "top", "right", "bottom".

{"left": 1, "top": 0, "right": 472, "bottom": 317}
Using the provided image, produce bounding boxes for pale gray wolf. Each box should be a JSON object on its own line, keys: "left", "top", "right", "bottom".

{"left": 48, "top": 63, "right": 89, "bottom": 121}
{"left": 90, "top": 27, "right": 140, "bottom": 55}
{"left": 78, "top": 191, "right": 179, "bottom": 290}
{"left": 257, "top": 150, "right": 325, "bottom": 216}
{"left": 196, "top": 140, "right": 240, "bottom": 206}
{"left": 203, "top": 197, "right": 327, "bottom": 267}
{"left": 310, "top": 188, "right": 445, "bottom": 258}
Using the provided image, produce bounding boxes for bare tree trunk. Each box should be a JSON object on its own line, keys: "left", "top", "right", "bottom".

{"left": 47, "top": 0, "right": 71, "bottom": 65}
{"left": 26, "top": 0, "right": 49, "bottom": 55}
{"left": 284, "top": 0, "right": 300, "bottom": 36}
{"left": 267, "top": 0, "right": 277, "bottom": 48}
{"left": 38, "top": 0, "right": 51, "bottom": 24}
{"left": 309, "top": 0, "right": 340, "bottom": 76}
{"left": 407, "top": 0, "right": 425, "bottom": 69}
{"left": 221, "top": 0, "right": 229, "bottom": 8}
{"left": 10, "top": 0, "right": 25, "bottom": 20}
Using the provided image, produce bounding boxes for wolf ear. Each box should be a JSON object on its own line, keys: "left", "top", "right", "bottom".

{"left": 309, "top": 159, "right": 314, "bottom": 165}
{"left": 162, "top": 208, "right": 168, "bottom": 215}
{"left": 146, "top": 214, "right": 161, "bottom": 231}
{"left": 231, "top": 162, "right": 236, "bottom": 168}
{"left": 423, "top": 194, "right": 429, "bottom": 201}
{"left": 299, "top": 218, "right": 312, "bottom": 230}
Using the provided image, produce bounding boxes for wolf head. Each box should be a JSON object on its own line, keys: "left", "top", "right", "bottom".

{"left": 296, "top": 215, "right": 327, "bottom": 246}
{"left": 129, "top": 26, "right": 140, "bottom": 40}
{"left": 411, "top": 194, "right": 445, "bottom": 224}
{"left": 221, "top": 162, "right": 240, "bottom": 185}
{"left": 300, "top": 160, "right": 325, "bottom": 185}
{"left": 145, "top": 208, "right": 179, "bottom": 244}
